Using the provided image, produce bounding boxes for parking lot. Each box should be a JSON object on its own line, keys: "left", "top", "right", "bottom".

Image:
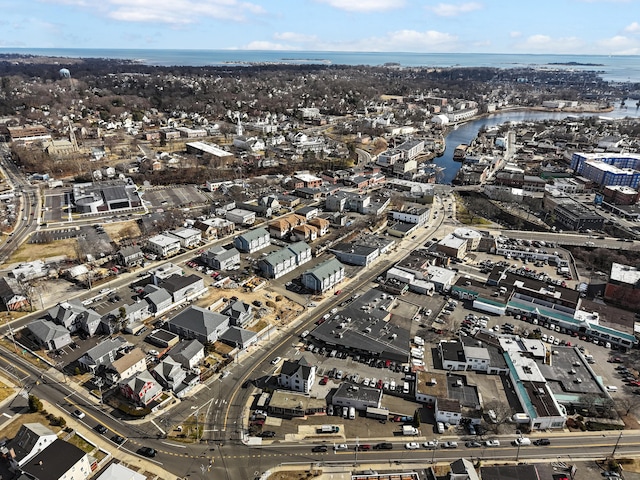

{"left": 142, "top": 185, "right": 208, "bottom": 210}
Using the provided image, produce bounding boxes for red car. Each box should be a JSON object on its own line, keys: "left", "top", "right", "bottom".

{"left": 334, "top": 290, "right": 342, "bottom": 295}
{"left": 355, "top": 444, "right": 371, "bottom": 451}
{"left": 320, "top": 376, "right": 329, "bottom": 385}
{"left": 376, "top": 379, "right": 383, "bottom": 389}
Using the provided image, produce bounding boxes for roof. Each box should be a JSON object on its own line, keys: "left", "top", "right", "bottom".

{"left": 480, "top": 464, "right": 540, "bottom": 480}
{"left": 169, "top": 227, "right": 201, "bottom": 239}
{"left": 21, "top": 439, "right": 86, "bottom": 480}
{"left": 28, "top": 319, "right": 69, "bottom": 342}
{"left": 119, "top": 245, "right": 143, "bottom": 258}
{"left": 280, "top": 358, "right": 314, "bottom": 381}
{"left": 145, "top": 286, "right": 172, "bottom": 305}
{"left": 440, "top": 341, "right": 466, "bottom": 363}
{"left": 168, "top": 306, "right": 229, "bottom": 337}
{"left": 169, "top": 339, "right": 204, "bottom": 360}
{"left": 450, "top": 458, "right": 479, "bottom": 480}
{"left": 95, "top": 463, "right": 146, "bottom": 480}
{"left": 160, "top": 274, "right": 202, "bottom": 293}
{"left": 439, "top": 233, "right": 467, "bottom": 249}
{"left": 610, "top": 262, "right": 640, "bottom": 285}
{"left": 109, "top": 348, "right": 145, "bottom": 374}
{"left": 237, "top": 227, "right": 269, "bottom": 242}
{"left": 84, "top": 337, "right": 127, "bottom": 362}
{"left": 303, "top": 258, "right": 344, "bottom": 281}
{"left": 147, "top": 234, "right": 180, "bottom": 247}
{"left": 333, "top": 382, "right": 383, "bottom": 404}
{"left": 219, "top": 326, "right": 258, "bottom": 346}
{"left": 262, "top": 246, "right": 297, "bottom": 267}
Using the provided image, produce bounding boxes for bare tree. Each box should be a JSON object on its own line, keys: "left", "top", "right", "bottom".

{"left": 482, "top": 400, "right": 514, "bottom": 434}
{"left": 615, "top": 396, "right": 640, "bottom": 417}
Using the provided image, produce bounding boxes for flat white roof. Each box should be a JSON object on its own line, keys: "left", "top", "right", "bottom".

{"left": 186, "top": 141, "right": 233, "bottom": 157}
{"left": 610, "top": 262, "right": 640, "bottom": 285}
{"left": 148, "top": 234, "right": 181, "bottom": 247}
{"left": 438, "top": 234, "right": 467, "bottom": 249}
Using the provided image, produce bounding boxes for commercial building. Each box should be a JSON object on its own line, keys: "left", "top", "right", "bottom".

{"left": 604, "top": 263, "right": 640, "bottom": 310}
{"left": 390, "top": 207, "right": 430, "bottom": 225}
{"left": 571, "top": 152, "right": 640, "bottom": 188}
{"left": 329, "top": 243, "right": 379, "bottom": 266}
{"left": 168, "top": 228, "right": 202, "bottom": 248}
{"left": 436, "top": 234, "right": 468, "bottom": 259}
{"left": 226, "top": 208, "right": 256, "bottom": 225}
{"left": 331, "top": 382, "right": 383, "bottom": 411}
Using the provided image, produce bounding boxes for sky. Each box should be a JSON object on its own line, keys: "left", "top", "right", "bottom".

{"left": 0, "top": 0, "right": 639, "bottom": 55}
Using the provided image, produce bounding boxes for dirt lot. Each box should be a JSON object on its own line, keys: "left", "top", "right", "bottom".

{"left": 3, "top": 237, "right": 78, "bottom": 265}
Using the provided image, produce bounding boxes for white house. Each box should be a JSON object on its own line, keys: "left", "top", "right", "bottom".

{"left": 169, "top": 228, "right": 202, "bottom": 248}
{"left": 146, "top": 234, "right": 181, "bottom": 258}
{"left": 278, "top": 356, "right": 316, "bottom": 393}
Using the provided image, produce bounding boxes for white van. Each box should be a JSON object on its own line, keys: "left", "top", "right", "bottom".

{"left": 513, "top": 437, "right": 531, "bottom": 446}
{"left": 403, "top": 381, "right": 410, "bottom": 394}
{"left": 349, "top": 406, "right": 356, "bottom": 420}
{"left": 606, "top": 385, "right": 618, "bottom": 393}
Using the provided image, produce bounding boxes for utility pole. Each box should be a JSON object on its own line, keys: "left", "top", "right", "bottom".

{"left": 610, "top": 431, "right": 623, "bottom": 460}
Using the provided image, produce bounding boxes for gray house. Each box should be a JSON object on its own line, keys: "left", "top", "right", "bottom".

{"left": 78, "top": 336, "right": 127, "bottom": 373}
{"left": 118, "top": 245, "right": 144, "bottom": 267}
{"left": 201, "top": 246, "right": 241, "bottom": 270}
{"left": 144, "top": 285, "right": 173, "bottom": 313}
{"left": 47, "top": 301, "right": 102, "bottom": 337}
{"left": 168, "top": 339, "right": 205, "bottom": 370}
{"left": 301, "top": 258, "right": 346, "bottom": 293}
{"left": 220, "top": 300, "right": 253, "bottom": 327}
{"left": 219, "top": 326, "right": 258, "bottom": 349}
{"left": 28, "top": 319, "right": 73, "bottom": 351}
{"left": 159, "top": 274, "right": 206, "bottom": 303}
{"left": 258, "top": 242, "right": 311, "bottom": 279}
{"left": 152, "top": 357, "right": 187, "bottom": 391}
{"left": 234, "top": 227, "right": 270, "bottom": 253}
{"left": 166, "top": 306, "right": 230, "bottom": 344}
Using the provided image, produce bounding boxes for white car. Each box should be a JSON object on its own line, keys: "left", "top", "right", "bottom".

{"left": 405, "top": 442, "right": 420, "bottom": 450}
{"left": 423, "top": 440, "right": 438, "bottom": 449}
{"left": 73, "top": 409, "right": 85, "bottom": 419}
{"left": 271, "top": 357, "right": 282, "bottom": 365}
{"left": 485, "top": 439, "right": 501, "bottom": 447}
{"left": 333, "top": 443, "right": 348, "bottom": 451}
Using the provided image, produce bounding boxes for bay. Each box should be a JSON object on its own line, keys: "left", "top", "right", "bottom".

{"left": 437, "top": 106, "right": 640, "bottom": 184}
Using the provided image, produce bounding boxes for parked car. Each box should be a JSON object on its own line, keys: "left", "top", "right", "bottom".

{"left": 441, "top": 442, "right": 458, "bottom": 449}
{"left": 533, "top": 438, "right": 551, "bottom": 446}
{"left": 465, "top": 441, "right": 482, "bottom": 448}
{"left": 423, "top": 440, "right": 438, "bottom": 449}
{"left": 405, "top": 442, "right": 420, "bottom": 450}
{"left": 73, "top": 409, "right": 85, "bottom": 419}
{"left": 112, "top": 435, "right": 126, "bottom": 445}
{"left": 333, "top": 444, "right": 348, "bottom": 451}
{"left": 271, "top": 357, "right": 281, "bottom": 365}
{"left": 94, "top": 424, "right": 108, "bottom": 434}
{"left": 485, "top": 439, "right": 501, "bottom": 447}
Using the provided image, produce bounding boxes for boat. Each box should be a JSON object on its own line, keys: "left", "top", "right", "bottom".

{"left": 453, "top": 144, "right": 468, "bottom": 161}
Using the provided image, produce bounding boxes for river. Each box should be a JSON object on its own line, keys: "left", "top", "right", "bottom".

{"left": 435, "top": 102, "right": 640, "bottom": 184}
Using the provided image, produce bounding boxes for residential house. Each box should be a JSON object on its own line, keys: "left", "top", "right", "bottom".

{"left": 201, "top": 246, "right": 240, "bottom": 270}
{"left": 308, "top": 217, "right": 330, "bottom": 236}
{"left": 234, "top": 227, "right": 270, "bottom": 253}
{"left": 258, "top": 242, "right": 312, "bottom": 279}
{"left": 152, "top": 357, "right": 187, "bottom": 391}
{"left": 166, "top": 306, "right": 230, "bottom": 344}
{"left": 450, "top": 458, "right": 480, "bottom": 480}
{"left": 119, "top": 370, "right": 163, "bottom": 406}
{"left": 150, "top": 262, "right": 183, "bottom": 284}
{"left": 192, "top": 218, "right": 235, "bottom": 239}
{"left": 102, "top": 301, "right": 151, "bottom": 334}
{"left": 219, "top": 326, "right": 258, "bottom": 349}
{"left": 4, "top": 423, "right": 58, "bottom": 471}
{"left": 278, "top": 356, "right": 316, "bottom": 393}
{"left": 268, "top": 214, "right": 306, "bottom": 239}
{"left": 47, "top": 301, "right": 101, "bottom": 337}
{"left": 17, "top": 438, "right": 92, "bottom": 480}
{"left": 104, "top": 348, "right": 147, "bottom": 385}
{"left": 146, "top": 234, "right": 181, "bottom": 258}
{"left": 78, "top": 337, "right": 127, "bottom": 373}
{"left": 291, "top": 224, "right": 318, "bottom": 242}
{"left": 168, "top": 228, "right": 202, "bottom": 248}
{"left": 301, "top": 258, "right": 345, "bottom": 293}
{"left": 27, "top": 319, "right": 73, "bottom": 351}
{"left": 159, "top": 274, "right": 206, "bottom": 303}
{"left": 168, "top": 339, "right": 205, "bottom": 370}
{"left": 117, "top": 245, "right": 144, "bottom": 267}
{"left": 144, "top": 285, "right": 173, "bottom": 314}
{"left": 0, "top": 277, "right": 29, "bottom": 311}
{"left": 220, "top": 300, "right": 254, "bottom": 327}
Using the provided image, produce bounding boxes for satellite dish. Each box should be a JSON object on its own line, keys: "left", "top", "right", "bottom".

{"left": 59, "top": 68, "right": 71, "bottom": 79}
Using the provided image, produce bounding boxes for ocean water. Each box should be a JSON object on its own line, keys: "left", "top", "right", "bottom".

{"left": 1, "top": 48, "right": 639, "bottom": 83}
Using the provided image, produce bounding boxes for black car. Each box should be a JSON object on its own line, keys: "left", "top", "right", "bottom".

{"left": 94, "top": 424, "right": 108, "bottom": 434}
{"left": 260, "top": 431, "right": 276, "bottom": 438}
{"left": 373, "top": 442, "right": 393, "bottom": 450}
{"left": 311, "top": 445, "right": 328, "bottom": 453}
{"left": 533, "top": 438, "right": 550, "bottom": 446}
{"left": 139, "top": 447, "right": 156, "bottom": 457}
{"left": 112, "top": 435, "right": 126, "bottom": 445}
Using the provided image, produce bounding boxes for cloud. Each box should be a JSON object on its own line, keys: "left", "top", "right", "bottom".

{"left": 624, "top": 22, "right": 640, "bottom": 33}
{"left": 39, "top": 0, "right": 265, "bottom": 24}
{"left": 428, "top": 2, "right": 482, "bottom": 17}
{"left": 242, "top": 40, "right": 299, "bottom": 50}
{"left": 597, "top": 35, "right": 640, "bottom": 54}
{"left": 273, "top": 32, "right": 318, "bottom": 43}
{"left": 513, "top": 34, "right": 586, "bottom": 53}
{"left": 510, "top": 31, "right": 522, "bottom": 38}
{"left": 315, "top": 0, "right": 404, "bottom": 12}
{"left": 341, "top": 29, "right": 459, "bottom": 52}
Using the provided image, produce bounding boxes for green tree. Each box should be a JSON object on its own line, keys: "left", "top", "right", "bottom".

{"left": 28, "top": 394, "right": 43, "bottom": 413}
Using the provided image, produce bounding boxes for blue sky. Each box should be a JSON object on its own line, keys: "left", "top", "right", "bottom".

{"left": 0, "top": 0, "right": 639, "bottom": 54}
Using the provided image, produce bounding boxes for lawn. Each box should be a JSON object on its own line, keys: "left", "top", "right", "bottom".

{"left": 0, "top": 378, "right": 15, "bottom": 403}
{"left": 2, "top": 237, "right": 78, "bottom": 266}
